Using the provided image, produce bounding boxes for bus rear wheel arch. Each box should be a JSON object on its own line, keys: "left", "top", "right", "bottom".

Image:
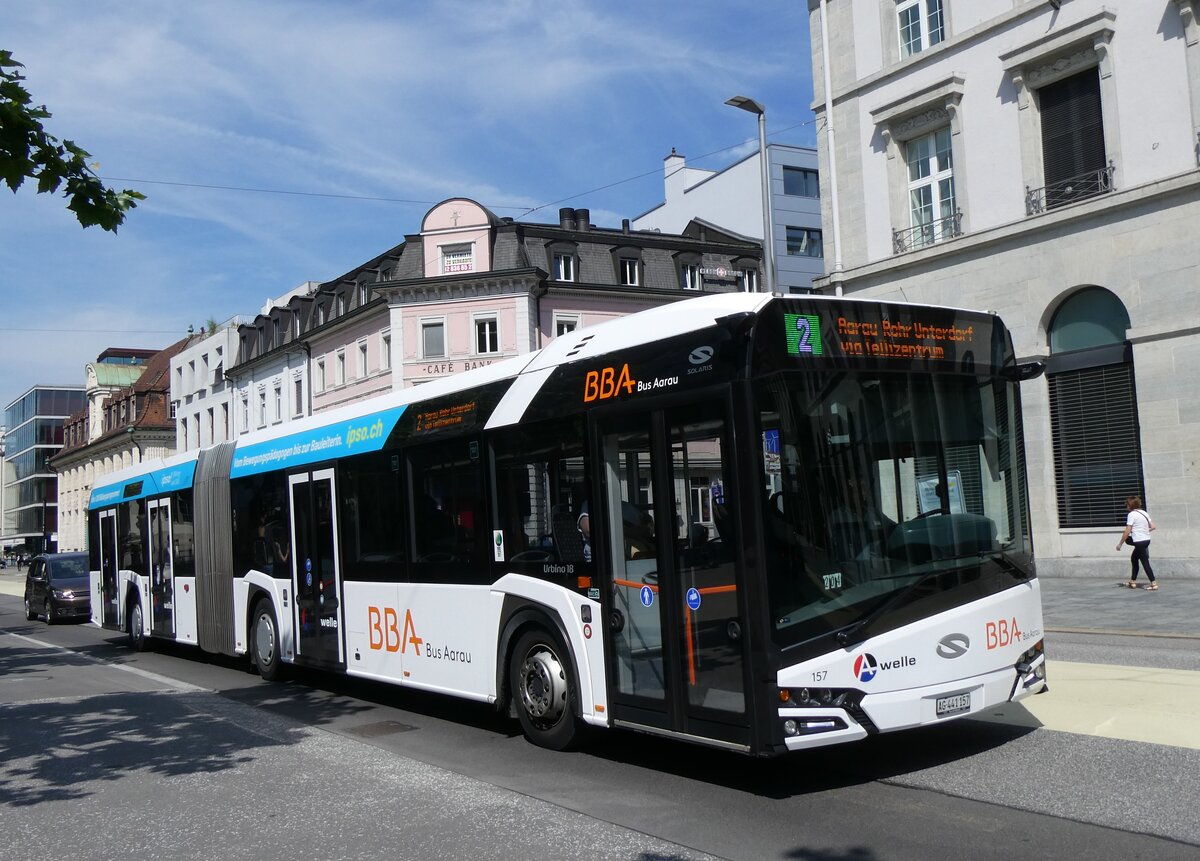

{"left": 508, "top": 628, "right": 581, "bottom": 750}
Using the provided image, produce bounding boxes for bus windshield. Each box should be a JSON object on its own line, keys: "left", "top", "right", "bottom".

{"left": 756, "top": 369, "right": 1032, "bottom": 649}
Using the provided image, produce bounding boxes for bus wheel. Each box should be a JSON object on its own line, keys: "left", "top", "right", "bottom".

{"left": 251, "top": 601, "right": 283, "bottom": 682}
{"left": 128, "top": 601, "right": 147, "bottom": 651}
{"left": 509, "top": 629, "right": 579, "bottom": 751}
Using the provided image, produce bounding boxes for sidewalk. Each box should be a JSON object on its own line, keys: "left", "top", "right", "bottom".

{"left": 1040, "top": 577, "right": 1200, "bottom": 638}
{"left": 2, "top": 569, "right": 1196, "bottom": 637}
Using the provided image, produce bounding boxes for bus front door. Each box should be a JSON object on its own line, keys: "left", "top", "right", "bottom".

{"left": 147, "top": 498, "right": 175, "bottom": 637}
{"left": 288, "top": 468, "right": 344, "bottom": 668}
{"left": 601, "top": 404, "right": 749, "bottom": 747}
{"left": 98, "top": 509, "right": 119, "bottom": 628}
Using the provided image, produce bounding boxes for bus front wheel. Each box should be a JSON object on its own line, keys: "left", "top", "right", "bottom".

{"left": 251, "top": 601, "right": 283, "bottom": 682}
{"left": 509, "top": 629, "right": 580, "bottom": 751}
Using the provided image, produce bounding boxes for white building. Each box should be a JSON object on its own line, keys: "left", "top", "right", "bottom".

{"left": 807, "top": 0, "right": 1200, "bottom": 577}
{"left": 634, "top": 144, "right": 825, "bottom": 293}
{"left": 170, "top": 319, "right": 245, "bottom": 450}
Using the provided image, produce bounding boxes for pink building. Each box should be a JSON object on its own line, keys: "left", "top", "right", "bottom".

{"left": 231, "top": 198, "right": 763, "bottom": 416}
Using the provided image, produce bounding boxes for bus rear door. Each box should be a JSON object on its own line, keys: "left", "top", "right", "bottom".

{"left": 147, "top": 497, "right": 175, "bottom": 638}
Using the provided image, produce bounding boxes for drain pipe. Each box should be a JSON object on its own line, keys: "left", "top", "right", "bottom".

{"left": 820, "top": 0, "right": 844, "bottom": 295}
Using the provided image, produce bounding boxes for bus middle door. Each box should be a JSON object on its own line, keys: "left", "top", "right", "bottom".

{"left": 288, "top": 467, "right": 345, "bottom": 668}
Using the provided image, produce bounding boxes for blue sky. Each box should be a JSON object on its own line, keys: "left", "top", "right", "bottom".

{"left": 1, "top": 0, "right": 816, "bottom": 410}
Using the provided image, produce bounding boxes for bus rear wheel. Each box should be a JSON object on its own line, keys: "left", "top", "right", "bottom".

{"left": 509, "top": 629, "right": 580, "bottom": 751}
{"left": 128, "top": 601, "right": 147, "bottom": 651}
{"left": 251, "top": 601, "right": 283, "bottom": 682}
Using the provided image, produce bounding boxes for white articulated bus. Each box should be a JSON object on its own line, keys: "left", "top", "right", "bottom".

{"left": 88, "top": 292, "right": 1047, "bottom": 755}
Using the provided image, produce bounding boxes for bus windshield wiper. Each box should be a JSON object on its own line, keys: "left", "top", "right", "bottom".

{"left": 835, "top": 567, "right": 946, "bottom": 649}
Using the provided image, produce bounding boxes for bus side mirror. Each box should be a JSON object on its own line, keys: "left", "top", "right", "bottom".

{"left": 1001, "top": 361, "right": 1045, "bottom": 382}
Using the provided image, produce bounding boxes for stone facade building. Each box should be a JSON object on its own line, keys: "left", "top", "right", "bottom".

{"left": 806, "top": 0, "right": 1200, "bottom": 576}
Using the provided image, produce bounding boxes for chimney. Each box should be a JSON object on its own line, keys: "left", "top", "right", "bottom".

{"left": 575, "top": 209, "right": 590, "bottom": 231}
{"left": 664, "top": 147, "right": 687, "bottom": 201}
{"left": 559, "top": 207, "right": 577, "bottom": 230}
{"left": 622, "top": 219, "right": 631, "bottom": 234}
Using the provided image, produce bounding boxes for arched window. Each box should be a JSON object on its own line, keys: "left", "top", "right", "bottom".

{"left": 1046, "top": 287, "right": 1143, "bottom": 527}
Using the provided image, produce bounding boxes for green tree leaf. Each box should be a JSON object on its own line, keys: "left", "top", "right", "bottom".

{"left": 0, "top": 48, "right": 143, "bottom": 231}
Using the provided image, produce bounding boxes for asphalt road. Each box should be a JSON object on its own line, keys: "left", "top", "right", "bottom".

{"left": 1, "top": 590, "right": 1198, "bottom": 860}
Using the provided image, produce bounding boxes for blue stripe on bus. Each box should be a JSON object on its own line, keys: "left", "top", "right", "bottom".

{"left": 89, "top": 460, "right": 197, "bottom": 509}
{"left": 229, "top": 405, "right": 406, "bottom": 478}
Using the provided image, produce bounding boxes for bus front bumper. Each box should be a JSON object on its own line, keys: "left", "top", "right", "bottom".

{"left": 780, "top": 650, "right": 1047, "bottom": 752}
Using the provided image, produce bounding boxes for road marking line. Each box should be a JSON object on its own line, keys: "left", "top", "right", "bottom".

{"left": 2, "top": 630, "right": 208, "bottom": 693}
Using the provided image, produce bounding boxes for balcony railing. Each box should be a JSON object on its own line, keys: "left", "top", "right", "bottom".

{"left": 1025, "top": 162, "right": 1115, "bottom": 215}
{"left": 893, "top": 209, "right": 963, "bottom": 254}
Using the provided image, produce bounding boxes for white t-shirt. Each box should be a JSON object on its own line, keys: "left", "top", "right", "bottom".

{"left": 1127, "top": 509, "right": 1152, "bottom": 543}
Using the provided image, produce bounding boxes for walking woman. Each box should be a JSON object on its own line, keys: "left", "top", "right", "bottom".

{"left": 1116, "top": 495, "right": 1157, "bottom": 590}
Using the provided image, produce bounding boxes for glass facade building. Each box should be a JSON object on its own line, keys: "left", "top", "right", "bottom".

{"left": 2, "top": 386, "right": 85, "bottom": 554}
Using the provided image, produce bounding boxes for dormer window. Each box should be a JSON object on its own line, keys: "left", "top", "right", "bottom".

{"left": 555, "top": 253, "right": 575, "bottom": 282}
{"left": 317, "top": 304, "right": 325, "bottom": 326}
{"left": 441, "top": 243, "right": 474, "bottom": 275}
{"left": 548, "top": 241, "right": 578, "bottom": 283}
{"left": 619, "top": 257, "right": 640, "bottom": 286}
{"left": 358, "top": 283, "right": 368, "bottom": 306}
{"left": 337, "top": 293, "right": 346, "bottom": 316}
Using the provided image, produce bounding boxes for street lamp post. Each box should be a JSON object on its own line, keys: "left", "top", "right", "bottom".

{"left": 726, "top": 95, "right": 776, "bottom": 294}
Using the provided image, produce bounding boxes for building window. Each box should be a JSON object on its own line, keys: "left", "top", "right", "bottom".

{"left": 783, "top": 167, "right": 820, "bottom": 197}
{"left": 681, "top": 263, "right": 701, "bottom": 290}
{"left": 475, "top": 317, "right": 499, "bottom": 354}
{"left": 258, "top": 391, "right": 267, "bottom": 428}
{"left": 555, "top": 315, "right": 579, "bottom": 337}
{"left": 357, "top": 340, "right": 368, "bottom": 378}
{"left": 441, "top": 244, "right": 473, "bottom": 275}
{"left": 241, "top": 395, "right": 249, "bottom": 433}
{"left": 317, "top": 304, "right": 325, "bottom": 326}
{"left": 170, "top": 401, "right": 178, "bottom": 419}
{"left": 294, "top": 378, "right": 303, "bottom": 417}
{"left": 273, "top": 385, "right": 282, "bottom": 423}
{"left": 1047, "top": 288, "right": 1142, "bottom": 528}
{"left": 336, "top": 349, "right": 346, "bottom": 386}
{"left": 358, "top": 283, "right": 368, "bottom": 306}
{"left": 315, "top": 359, "right": 326, "bottom": 393}
{"left": 906, "top": 127, "right": 955, "bottom": 248}
{"left": 618, "top": 258, "right": 640, "bottom": 286}
{"left": 180, "top": 417, "right": 187, "bottom": 447}
{"left": 554, "top": 253, "right": 576, "bottom": 282}
{"left": 294, "top": 315, "right": 301, "bottom": 338}
{"left": 897, "top": 0, "right": 943, "bottom": 59}
{"left": 739, "top": 268, "right": 759, "bottom": 292}
{"left": 422, "top": 320, "right": 445, "bottom": 358}
{"left": 786, "top": 226, "right": 824, "bottom": 258}
{"left": 381, "top": 330, "right": 391, "bottom": 371}
{"left": 1038, "top": 68, "right": 1109, "bottom": 210}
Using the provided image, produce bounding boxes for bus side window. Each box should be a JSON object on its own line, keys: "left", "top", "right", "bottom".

{"left": 490, "top": 417, "right": 591, "bottom": 579}
{"left": 339, "top": 451, "right": 406, "bottom": 582}
{"left": 408, "top": 437, "right": 486, "bottom": 578}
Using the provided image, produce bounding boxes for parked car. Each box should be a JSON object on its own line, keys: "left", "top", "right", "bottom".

{"left": 24, "top": 552, "right": 91, "bottom": 624}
